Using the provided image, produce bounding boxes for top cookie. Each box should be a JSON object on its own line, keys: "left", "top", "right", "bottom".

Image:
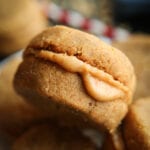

{"left": 26, "top": 25, "right": 135, "bottom": 92}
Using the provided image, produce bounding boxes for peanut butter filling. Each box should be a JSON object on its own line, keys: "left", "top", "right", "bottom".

{"left": 29, "top": 50, "right": 129, "bottom": 102}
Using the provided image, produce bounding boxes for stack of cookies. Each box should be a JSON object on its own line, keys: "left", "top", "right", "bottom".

{"left": 0, "top": 25, "right": 150, "bottom": 150}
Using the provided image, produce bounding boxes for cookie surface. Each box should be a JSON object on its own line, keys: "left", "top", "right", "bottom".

{"left": 123, "top": 97, "right": 150, "bottom": 150}
{"left": 12, "top": 124, "right": 97, "bottom": 150}
{"left": 14, "top": 25, "right": 136, "bottom": 132}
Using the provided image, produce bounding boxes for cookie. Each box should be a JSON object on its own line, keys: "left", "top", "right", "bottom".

{"left": 0, "top": 0, "right": 47, "bottom": 56}
{"left": 12, "top": 123, "right": 97, "bottom": 150}
{"left": 14, "top": 25, "right": 136, "bottom": 132}
{"left": 123, "top": 97, "right": 150, "bottom": 150}
{"left": 0, "top": 52, "right": 49, "bottom": 136}
{"left": 112, "top": 34, "right": 150, "bottom": 99}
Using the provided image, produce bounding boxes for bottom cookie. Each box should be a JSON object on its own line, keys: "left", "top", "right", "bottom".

{"left": 12, "top": 123, "right": 98, "bottom": 150}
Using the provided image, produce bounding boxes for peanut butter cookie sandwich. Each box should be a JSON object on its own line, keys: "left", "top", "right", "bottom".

{"left": 14, "top": 25, "right": 136, "bottom": 132}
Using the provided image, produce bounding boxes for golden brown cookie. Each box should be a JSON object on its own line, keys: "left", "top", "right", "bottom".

{"left": 12, "top": 123, "right": 97, "bottom": 150}
{"left": 0, "top": 52, "right": 49, "bottom": 136}
{"left": 14, "top": 25, "right": 136, "bottom": 132}
{"left": 123, "top": 97, "right": 150, "bottom": 150}
{"left": 0, "top": 0, "right": 47, "bottom": 56}
{"left": 112, "top": 34, "right": 150, "bottom": 99}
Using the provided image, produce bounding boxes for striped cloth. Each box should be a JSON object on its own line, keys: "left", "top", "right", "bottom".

{"left": 43, "top": 2, "right": 130, "bottom": 41}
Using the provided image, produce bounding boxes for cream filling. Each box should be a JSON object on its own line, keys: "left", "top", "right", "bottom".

{"left": 32, "top": 50, "right": 129, "bottom": 102}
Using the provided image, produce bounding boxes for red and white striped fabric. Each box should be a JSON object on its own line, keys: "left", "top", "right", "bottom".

{"left": 43, "top": 2, "right": 130, "bottom": 41}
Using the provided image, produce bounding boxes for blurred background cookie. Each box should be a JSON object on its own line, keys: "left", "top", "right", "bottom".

{"left": 112, "top": 34, "right": 150, "bottom": 99}
{"left": 123, "top": 97, "right": 150, "bottom": 150}
{"left": 0, "top": 0, "right": 47, "bottom": 57}
{"left": 12, "top": 123, "right": 98, "bottom": 150}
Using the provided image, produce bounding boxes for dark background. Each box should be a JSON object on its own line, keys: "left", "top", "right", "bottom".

{"left": 114, "top": 0, "right": 150, "bottom": 33}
